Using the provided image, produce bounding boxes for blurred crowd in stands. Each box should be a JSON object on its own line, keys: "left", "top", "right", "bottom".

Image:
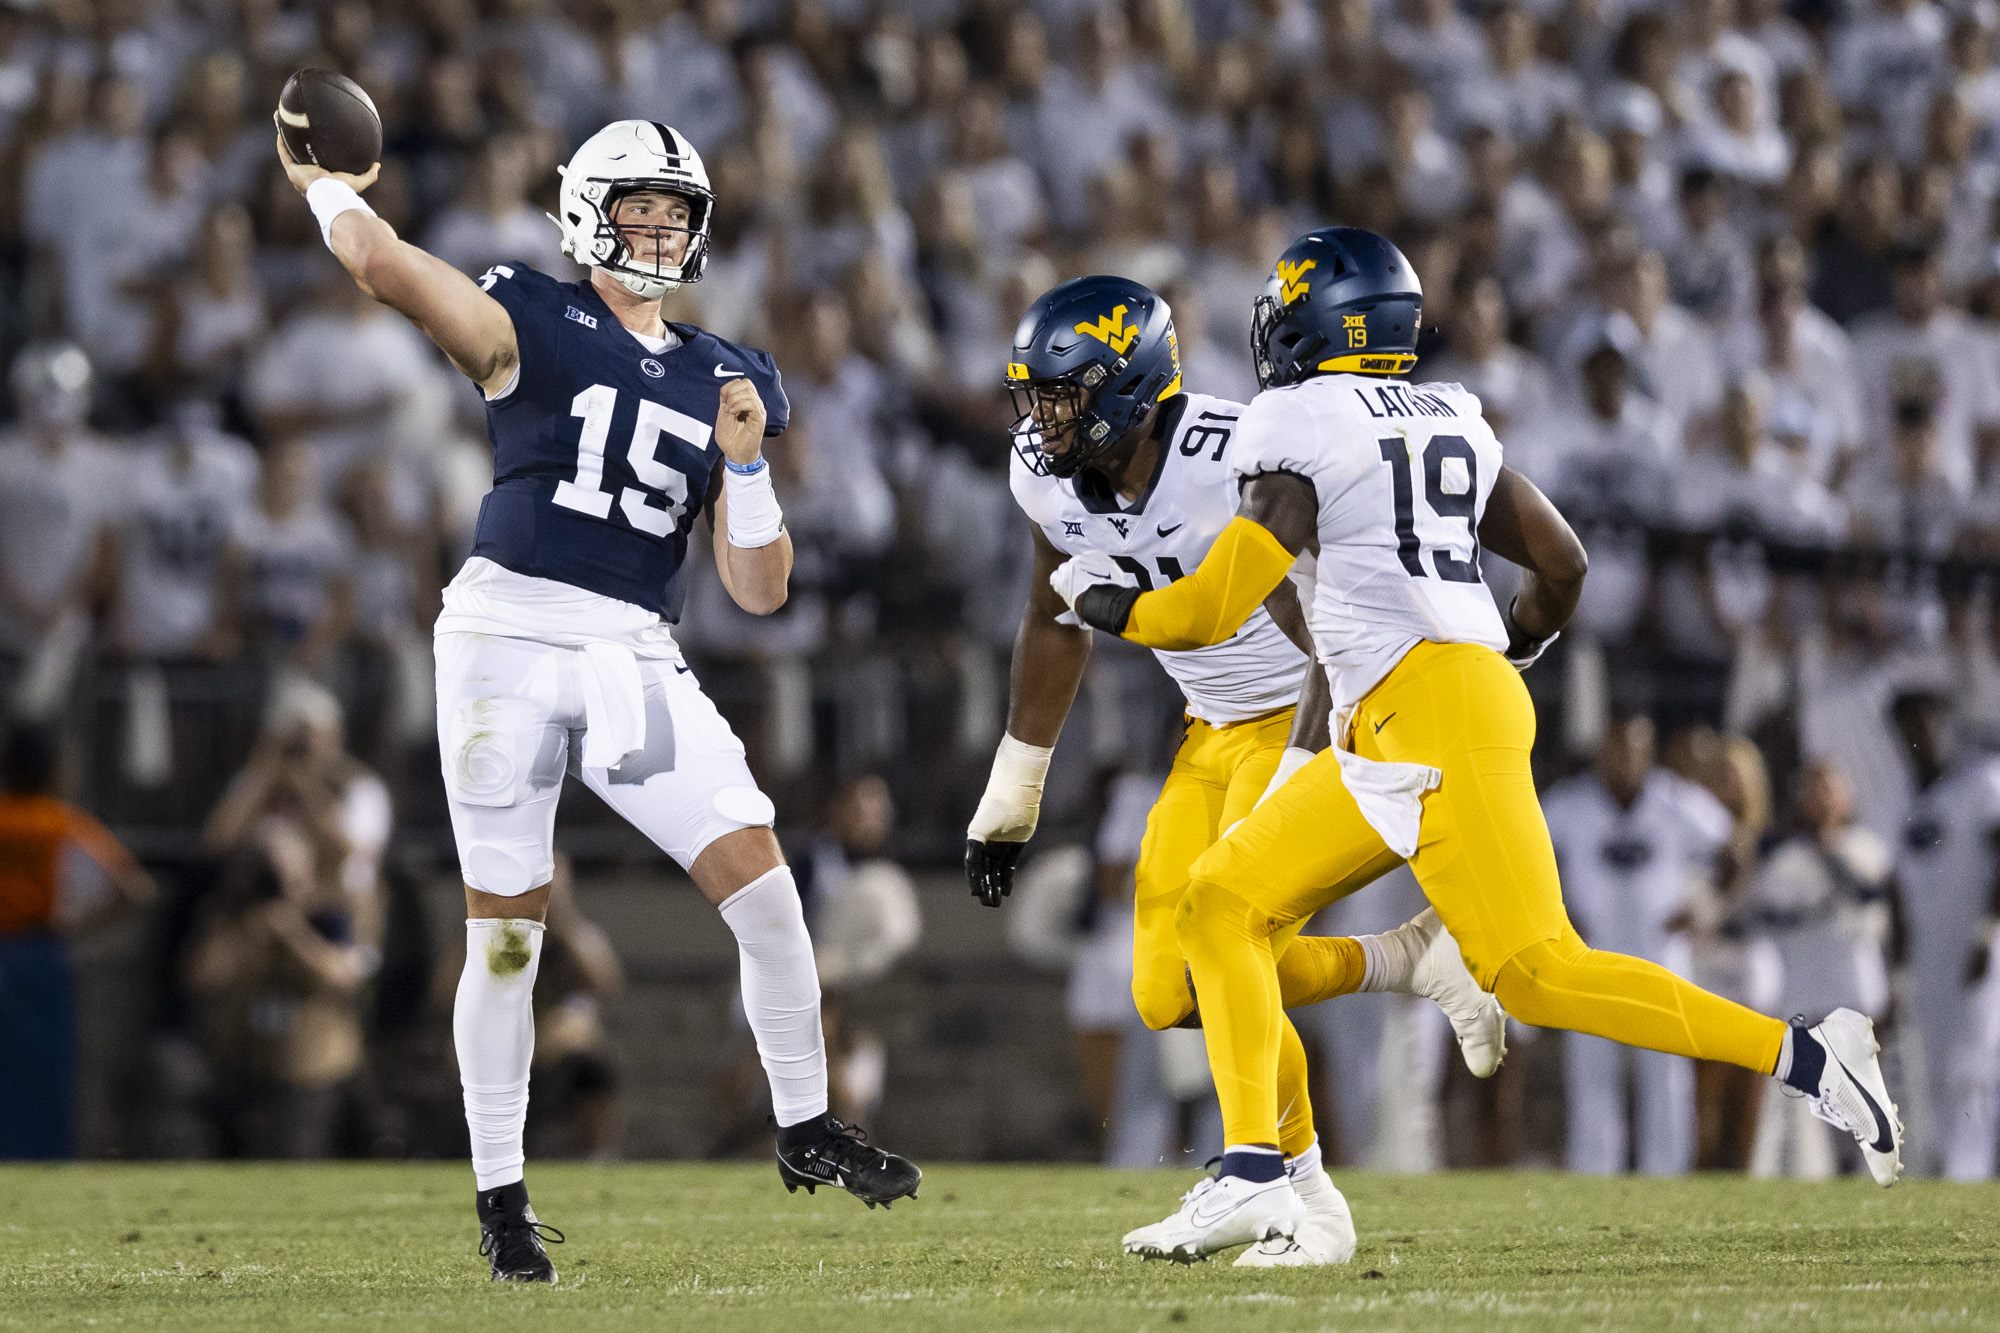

{"left": 3, "top": 0, "right": 2000, "bottom": 1179}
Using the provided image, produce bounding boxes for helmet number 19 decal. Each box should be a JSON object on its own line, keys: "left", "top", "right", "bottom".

{"left": 554, "top": 383, "right": 701, "bottom": 536}
{"left": 1376, "top": 435, "right": 1482, "bottom": 584}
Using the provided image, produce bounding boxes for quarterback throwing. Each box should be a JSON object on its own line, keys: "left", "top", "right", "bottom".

{"left": 279, "top": 119, "right": 919, "bottom": 1283}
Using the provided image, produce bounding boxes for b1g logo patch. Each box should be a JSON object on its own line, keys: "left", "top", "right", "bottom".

{"left": 640, "top": 359, "right": 666, "bottom": 378}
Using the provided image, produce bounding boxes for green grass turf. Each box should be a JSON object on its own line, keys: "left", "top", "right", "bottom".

{"left": 1, "top": 1164, "right": 1997, "bottom": 1332}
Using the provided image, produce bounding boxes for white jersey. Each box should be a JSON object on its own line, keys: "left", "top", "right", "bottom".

{"left": 119, "top": 432, "right": 257, "bottom": 656}
{"left": 0, "top": 431, "right": 121, "bottom": 636}
{"left": 1011, "top": 392, "right": 1310, "bottom": 725}
{"left": 231, "top": 504, "right": 355, "bottom": 638}
{"left": 1541, "top": 770, "right": 1732, "bottom": 972}
{"left": 1230, "top": 374, "right": 1509, "bottom": 717}
{"left": 1899, "top": 757, "right": 2000, "bottom": 1082}
{"left": 1748, "top": 828, "right": 1892, "bottom": 1019}
{"left": 1901, "top": 758, "right": 2000, "bottom": 962}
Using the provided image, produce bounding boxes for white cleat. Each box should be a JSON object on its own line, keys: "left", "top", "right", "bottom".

{"left": 1404, "top": 909, "right": 1508, "bottom": 1077}
{"left": 1123, "top": 1173, "right": 1303, "bottom": 1264}
{"left": 1798, "top": 1008, "right": 1903, "bottom": 1187}
{"left": 1233, "top": 1165, "right": 1355, "bottom": 1267}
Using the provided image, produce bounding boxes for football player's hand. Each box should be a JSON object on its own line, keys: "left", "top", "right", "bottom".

{"left": 715, "top": 376, "right": 767, "bottom": 466}
{"left": 1048, "top": 550, "right": 1130, "bottom": 615}
{"left": 275, "top": 130, "right": 379, "bottom": 196}
{"left": 965, "top": 734, "right": 1055, "bottom": 908}
{"left": 965, "top": 836, "right": 1026, "bottom": 908}
{"left": 1501, "top": 597, "right": 1557, "bottom": 671}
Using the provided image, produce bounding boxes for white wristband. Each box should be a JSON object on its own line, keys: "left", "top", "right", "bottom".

{"left": 967, "top": 733, "right": 1056, "bottom": 843}
{"left": 306, "top": 177, "right": 376, "bottom": 249}
{"left": 723, "top": 460, "right": 785, "bottom": 548}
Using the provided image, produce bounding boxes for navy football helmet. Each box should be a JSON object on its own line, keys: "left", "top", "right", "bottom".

{"left": 1251, "top": 228, "right": 1423, "bottom": 389}
{"left": 1005, "top": 276, "right": 1182, "bottom": 478}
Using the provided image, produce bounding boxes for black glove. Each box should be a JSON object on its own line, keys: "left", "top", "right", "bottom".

{"left": 1502, "top": 597, "right": 1558, "bottom": 670}
{"left": 965, "top": 837, "right": 1025, "bottom": 908}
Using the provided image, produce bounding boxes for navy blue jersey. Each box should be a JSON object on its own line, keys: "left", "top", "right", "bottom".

{"left": 470, "top": 261, "right": 789, "bottom": 618}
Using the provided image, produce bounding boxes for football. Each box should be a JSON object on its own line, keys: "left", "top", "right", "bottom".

{"left": 274, "top": 68, "right": 381, "bottom": 176}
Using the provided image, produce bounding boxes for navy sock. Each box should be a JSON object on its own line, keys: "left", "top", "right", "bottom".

{"left": 1218, "top": 1149, "right": 1286, "bottom": 1183}
{"left": 1782, "top": 1021, "right": 1826, "bottom": 1095}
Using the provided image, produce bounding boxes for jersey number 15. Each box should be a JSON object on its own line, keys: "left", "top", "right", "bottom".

{"left": 1378, "top": 435, "right": 1481, "bottom": 583}
{"left": 555, "top": 383, "right": 702, "bottom": 536}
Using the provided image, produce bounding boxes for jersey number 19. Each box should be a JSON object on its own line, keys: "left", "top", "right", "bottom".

{"left": 1378, "top": 435, "right": 1481, "bottom": 583}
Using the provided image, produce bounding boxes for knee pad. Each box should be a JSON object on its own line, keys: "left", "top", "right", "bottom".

{"left": 1172, "top": 877, "right": 1275, "bottom": 952}
{"left": 1131, "top": 971, "right": 1196, "bottom": 1032}
{"left": 464, "top": 841, "right": 545, "bottom": 899}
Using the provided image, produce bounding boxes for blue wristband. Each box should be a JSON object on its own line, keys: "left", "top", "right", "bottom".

{"left": 725, "top": 456, "right": 768, "bottom": 476}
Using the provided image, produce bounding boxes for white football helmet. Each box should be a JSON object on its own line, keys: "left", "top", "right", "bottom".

{"left": 552, "top": 120, "right": 713, "bottom": 300}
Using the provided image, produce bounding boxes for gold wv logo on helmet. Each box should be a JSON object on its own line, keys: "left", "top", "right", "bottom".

{"left": 1074, "top": 305, "right": 1140, "bottom": 355}
{"left": 1277, "top": 259, "right": 1317, "bottom": 305}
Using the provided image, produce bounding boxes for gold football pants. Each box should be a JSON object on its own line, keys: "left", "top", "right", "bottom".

{"left": 1176, "top": 642, "right": 1789, "bottom": 1148}
{"left": 1130, "top": 707, "right": 1370, "bottom": 1157}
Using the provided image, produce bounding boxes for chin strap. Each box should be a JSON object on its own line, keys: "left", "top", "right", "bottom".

{"left": 606, "top": 266, "right": 679, "bottom": 299}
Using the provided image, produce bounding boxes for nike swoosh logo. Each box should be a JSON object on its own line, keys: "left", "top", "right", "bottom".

{"left": 1833, "top": 1052, "right": 1896, "bottom": 1153}
{"left": 1374, "top": 713, "right": 1396, "bottom": 734}
{"left": 1189, "top": 1190, "right": 1261, "bottom": 1228}
{"left": 1157, "top": 523, "right": 1183, "bottom": 538}
{"left": 1189, "top": 1202, "right": 1234, "bottom": 1227}
{"left": 714, "top": 364, "right": 740, "bottom": 378}
{"left": 674, "top": 664, "right": 692, "bottom": 674}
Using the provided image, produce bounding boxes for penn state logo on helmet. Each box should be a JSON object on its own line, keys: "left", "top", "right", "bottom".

{"left": 550, "top": 120, "right": 714, "bottom": 300}
{"left": 1251, "top": 227, "right": 1422, "bottom": 390}
{"left": 1005, "top": 276, "right": 1183, "bottom": 479}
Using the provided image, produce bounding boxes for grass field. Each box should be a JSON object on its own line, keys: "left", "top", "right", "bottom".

{"left": 2, "top": 1164, "right": 1998, "bottom": 1332}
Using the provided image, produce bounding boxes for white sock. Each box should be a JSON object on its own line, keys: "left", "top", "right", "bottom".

{"left": 718, "top": 867, "right": 828, "bottom": 1127}
{"left": 455, "top": 917, "right": 544, "bottom": 1191}
{"left": 1356, "top": 923, "right": 1423, "bottom": 994}
{"left": 1288, "top": 1138, "right": 1323, "bottom": 1179}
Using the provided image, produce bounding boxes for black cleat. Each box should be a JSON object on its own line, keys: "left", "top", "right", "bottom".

{"left": 476, "top": 1181, "right": 564, "bottom": 1284}
{"left": 775, "top": 1114, "right": 922, "bottom": 1207}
